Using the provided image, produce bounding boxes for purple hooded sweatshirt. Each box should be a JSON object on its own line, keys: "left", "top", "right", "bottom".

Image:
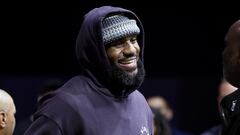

{"left": 24, "top": 6, "right": 153, "bottom": 135}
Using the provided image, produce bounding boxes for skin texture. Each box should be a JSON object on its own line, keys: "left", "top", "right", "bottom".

{"left": 223, "top": 20, "right": 240, "bottom": 88}
{"left": 0, "top": 89, "right": 16, "bottom": 135}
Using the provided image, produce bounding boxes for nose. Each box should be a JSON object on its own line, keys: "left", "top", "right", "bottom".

{"left": 123, "top": 40, "right": 138, "bottom": 57}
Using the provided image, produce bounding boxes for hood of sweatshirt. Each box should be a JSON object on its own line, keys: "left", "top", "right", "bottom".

{"left": 75, "top": 6, "right": 145, "bottom": 97}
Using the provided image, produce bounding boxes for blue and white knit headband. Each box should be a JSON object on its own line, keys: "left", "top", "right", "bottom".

{"left": 102, "top": 15, "right": 140, "bottom": 45}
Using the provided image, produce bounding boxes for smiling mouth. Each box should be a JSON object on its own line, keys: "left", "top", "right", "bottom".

{"left": 118, "top": 57, "right": 137, "bottom": 72}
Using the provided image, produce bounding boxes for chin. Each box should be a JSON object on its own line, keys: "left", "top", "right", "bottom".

{"left": 110, "top": 60, "right": 145, "bottom": 91}
{"left": 125, "top": 68, "right": 138, "bottom": 76}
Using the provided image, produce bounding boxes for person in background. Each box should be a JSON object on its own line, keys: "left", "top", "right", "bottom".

{"left": 0, "top": 89, "right": 16, "bottom": 135}
{"left": 148, "top": 96, "right": 193, "bottom": 135}
{"left": 151, "top": 107, "right": 171, "bottom": 135}
{"left": 201, "top": 79, "right": 238, "bottom": 135}
{"left": 25, "top": 5, "right": 153, "bottom": 135}
{"left": 221, "top": 19, "right": 240, "bottom": 135}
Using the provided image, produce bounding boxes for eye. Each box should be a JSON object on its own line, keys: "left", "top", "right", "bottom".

{"left": 130, "top": 37, "right": 137, "bottom": 44}
{"left": 108, "top": 39, "right": 125, "bottom": 48}
{"left": 112, "top": 42, "right": 124, "bottom": 48}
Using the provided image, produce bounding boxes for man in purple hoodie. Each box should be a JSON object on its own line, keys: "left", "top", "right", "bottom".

{"left": 24, "top": 6, "right": 153, "bottom": 135}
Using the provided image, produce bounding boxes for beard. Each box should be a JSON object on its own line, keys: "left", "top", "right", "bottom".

{"left": 109, "top": 60, "right": 145, "bottom": 96}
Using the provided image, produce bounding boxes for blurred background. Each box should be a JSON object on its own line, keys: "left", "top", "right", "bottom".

{"left": 1, "top": 0, "right": 239, "bottom": 134}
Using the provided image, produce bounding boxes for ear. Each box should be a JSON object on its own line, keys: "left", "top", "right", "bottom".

{"left": 0, "top": 111, "right": 7, "bottom": 128}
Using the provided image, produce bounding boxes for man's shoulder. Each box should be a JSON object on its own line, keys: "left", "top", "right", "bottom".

{"left": 33, "top": 91, "right": 84, "bottom": 125}
{"left": 130, "top": 90, "right": 148, "bottom": 101}
{"left": 131, "top": 90, "right": 143, "bottom": 96}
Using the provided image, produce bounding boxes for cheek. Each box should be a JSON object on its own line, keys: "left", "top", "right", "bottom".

{"left": 106, "top": 48, "right": 122, "bottom": 61}
{"left": 136, "top": 45, "right": 140, "bottom": 52}
{"left": 135, "top": 44, "right": 141, "bottom": 55}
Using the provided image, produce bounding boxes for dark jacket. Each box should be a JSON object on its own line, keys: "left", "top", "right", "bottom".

{"left": 220, "top": 89, "right": 240, "bottom": 135}
{"left": 24, "top": 6, "right": 153, "bottom": 135}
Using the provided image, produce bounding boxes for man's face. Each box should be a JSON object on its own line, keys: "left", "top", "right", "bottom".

{"left": 106, "top": 35, "right": 145, "bottom": 91}
{"left": 106, "top": 35, "right": 140, "bottom": 76}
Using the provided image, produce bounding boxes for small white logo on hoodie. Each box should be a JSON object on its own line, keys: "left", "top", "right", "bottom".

{"left": 140, "top": 126, "right": 150, "bottom": 135}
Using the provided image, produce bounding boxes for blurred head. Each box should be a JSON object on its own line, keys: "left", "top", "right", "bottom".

{"left": 103, "top": 14, "right": 145, "bottom": 92}
{"left": 147, "top": 96, "right": 173, "bottom": 121}
{"left": 0, "top": 89, "right": 16, "bottom": 135}
{"left": 223, "top": 19, "right": 240, "bottom": 88}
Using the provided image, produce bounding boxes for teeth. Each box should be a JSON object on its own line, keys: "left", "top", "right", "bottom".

{"left": 120, "top": 59, "right": 135, "bottom": 64}
{"left": 119, "top": 57, "right": 136, "bottom": 64}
